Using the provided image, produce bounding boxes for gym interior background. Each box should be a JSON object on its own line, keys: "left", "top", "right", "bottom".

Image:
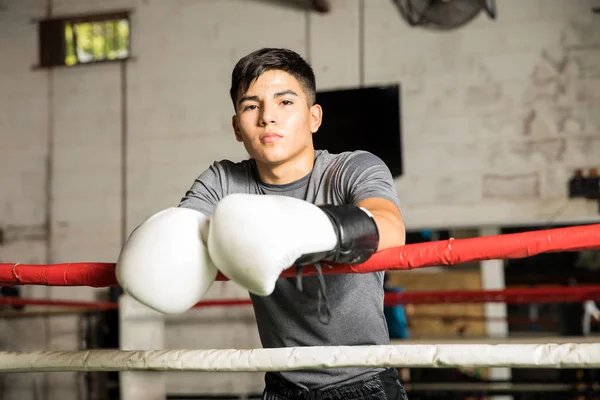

{"left": 1, "top": 0, "right": 599, "bottom": 399}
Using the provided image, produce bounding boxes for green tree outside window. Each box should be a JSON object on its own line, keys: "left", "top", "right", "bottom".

{"left": 64, "top": 18, "right": 130, "bottom": 66}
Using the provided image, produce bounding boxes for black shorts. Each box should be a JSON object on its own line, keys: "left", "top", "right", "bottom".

{"left": 262, "top": 369, "right": 408, "bottom": 400}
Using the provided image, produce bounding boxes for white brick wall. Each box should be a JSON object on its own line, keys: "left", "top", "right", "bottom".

{"left": 365, "top": 0, "right": 600, "bottom": 228}
{"left": 0, "top": 0, "right": 599, "bottom": 398}
{"left": 0, "top": 1, "right": 53, "bottom": 399}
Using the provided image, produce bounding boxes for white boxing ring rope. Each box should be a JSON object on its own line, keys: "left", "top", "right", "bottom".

{"left": 2, "top": 343, "right": 600, "bottom": 373}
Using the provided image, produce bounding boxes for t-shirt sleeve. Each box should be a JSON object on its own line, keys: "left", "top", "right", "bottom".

{"left": 178, "top": 162, "right": 226, "bottom": 216}
{"left": 337, "top": 151, "right": 401, "bottom": 210}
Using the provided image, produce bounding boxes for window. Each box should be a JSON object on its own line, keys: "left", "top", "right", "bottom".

{"left": 38, "top": 11, "right": 131, "bottom": 68}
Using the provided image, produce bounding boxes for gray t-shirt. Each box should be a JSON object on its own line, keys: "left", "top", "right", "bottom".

{"left": 179, "top": 149, "right": 401, "bottom": 390}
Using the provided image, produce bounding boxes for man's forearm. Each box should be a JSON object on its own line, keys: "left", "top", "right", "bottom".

{"left": 356, "top": 198, "right": 406, "bottom": 252}
{"left": 370, "top": 209, "right": 406, "bottom": 251}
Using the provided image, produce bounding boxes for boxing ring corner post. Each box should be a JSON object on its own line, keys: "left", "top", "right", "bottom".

{"left": 118, "top": 294, "right": 166, "bottom": 400}
{"left": 479, "top": 226, "right": 511, "bottom": 384}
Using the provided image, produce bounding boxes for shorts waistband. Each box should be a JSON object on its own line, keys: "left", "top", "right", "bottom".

{"left": 264, "top": 369, "right": 398, "bottom": 400}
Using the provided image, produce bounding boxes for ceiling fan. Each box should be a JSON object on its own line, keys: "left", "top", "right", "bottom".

{"left": 393, "top": 0, "right": 496, "bottom": 29}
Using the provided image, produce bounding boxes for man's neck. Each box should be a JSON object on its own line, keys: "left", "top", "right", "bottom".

{"left": 256, "top": 149, "right": 315, "bottom": 185}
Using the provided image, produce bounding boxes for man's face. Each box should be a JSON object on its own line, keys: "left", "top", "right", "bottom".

{"left": 232, "top": 70, "right": 322, "bottom": 167}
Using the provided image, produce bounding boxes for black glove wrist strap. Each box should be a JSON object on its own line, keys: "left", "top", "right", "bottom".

{"left": 295, "top": 204, "right": 379, "bottom": 265}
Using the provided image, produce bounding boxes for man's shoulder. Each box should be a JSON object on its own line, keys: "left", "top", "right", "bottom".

{"left": 196, "top": 158, "right": 258, "bottom": 192}
{"left": 212, "top": 157, "right": 254, "bottom": 168}
{"left": 317, "top": 149, "right": 385, "bottom": 168}
{"left": 210, "top": 158, "right": 256, "bottom": 175}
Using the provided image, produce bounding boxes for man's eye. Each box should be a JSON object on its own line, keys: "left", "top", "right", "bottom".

{"left": 244, "top": 105, "right": 258, "bottom": 111}
{"left": 281, "top": 100, "right": 293, "bottom": 106}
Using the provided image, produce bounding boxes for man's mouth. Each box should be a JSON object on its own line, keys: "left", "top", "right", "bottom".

{"left": 260, "top": 133, "right": 283, "bottom": 143}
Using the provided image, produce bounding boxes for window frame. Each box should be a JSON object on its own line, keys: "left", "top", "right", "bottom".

{"left": 37, "top": 10, "right": 132, "bottom": 69}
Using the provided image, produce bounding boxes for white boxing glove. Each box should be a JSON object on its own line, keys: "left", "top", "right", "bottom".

{"left": 116, "top": 207, "right": 218, "bottom": 314}
{"left": 207, "top": 194, "right": 379, "bottom": 296}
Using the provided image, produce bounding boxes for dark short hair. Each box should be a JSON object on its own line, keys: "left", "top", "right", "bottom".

{"left": 229, "top": 48, "right": 316, "bottom": 110}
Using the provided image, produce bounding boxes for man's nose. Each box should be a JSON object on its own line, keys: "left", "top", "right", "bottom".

{"left": 259, "top": 104, "right": 278, "bottom": 125}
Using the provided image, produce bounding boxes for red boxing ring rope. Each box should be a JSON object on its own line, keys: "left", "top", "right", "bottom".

{"left": 0, "top": 223, "right": 599, "bottom": 288}
{"left": 2, "top": 285, "right": 600, "bottom": 309}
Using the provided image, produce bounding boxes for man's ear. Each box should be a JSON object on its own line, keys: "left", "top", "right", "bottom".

{"left": 232, "top": 115, "right": 243, "bottom": 142}
{"left": 310, "top": 104, "right": 323, "bottom": 134}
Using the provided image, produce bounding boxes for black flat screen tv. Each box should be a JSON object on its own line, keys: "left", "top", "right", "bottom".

{"left": 313, "top": 84, "right": 403, "bottom": 177}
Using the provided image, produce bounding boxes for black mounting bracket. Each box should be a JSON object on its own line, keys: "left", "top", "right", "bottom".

{"left": 568, "top": 169, "right": 600, "bottom": 213}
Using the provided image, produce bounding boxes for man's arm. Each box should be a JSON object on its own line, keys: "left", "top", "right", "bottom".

{"left": 356, "top": 197, "right": 406, "bottom": 251}
{"left": 337, "top": 151, "right": 406, "bottom": 252}
{"left": 178, "top": 162, "right": 225, "bottom": 216}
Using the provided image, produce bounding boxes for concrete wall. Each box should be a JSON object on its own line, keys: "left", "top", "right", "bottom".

{"left": 1, "top": 0, "right": 599, "bottom": 398}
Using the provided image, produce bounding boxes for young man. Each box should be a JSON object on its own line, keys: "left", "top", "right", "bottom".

{"left": 174, "top": 47, "right": 407, "bottom": 399}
